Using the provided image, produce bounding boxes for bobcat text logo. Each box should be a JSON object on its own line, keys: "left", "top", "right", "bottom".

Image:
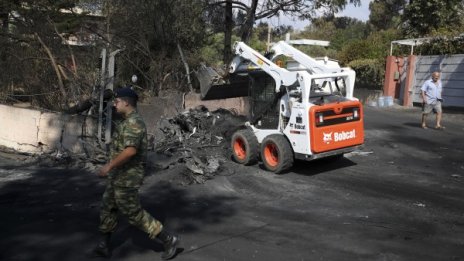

{"left": 334, "top": 130, "right": 356, "bottom": 142}
{"left": 323, "top": 130, "right": 356, "bottom": 144}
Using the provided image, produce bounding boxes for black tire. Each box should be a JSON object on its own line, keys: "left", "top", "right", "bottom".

{"left": 260, "top": 134, "right": 294, "bottom": 174}
{"left": 231, "top": 129, "right": 259, "bottom": 165}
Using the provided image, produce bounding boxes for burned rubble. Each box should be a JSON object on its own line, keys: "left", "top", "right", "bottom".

{"left": 149, "top": 106, "right": 247, "bottom": 185}
{"left": 0, "top": 106, "right": 247, "bottom": 186}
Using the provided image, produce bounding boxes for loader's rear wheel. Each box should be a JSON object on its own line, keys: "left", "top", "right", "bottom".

{"left": 231, "top": 129, "right": 258, "bottom": 165}
{"left": 261, "top": 134, "right": 294, "bottom": 174}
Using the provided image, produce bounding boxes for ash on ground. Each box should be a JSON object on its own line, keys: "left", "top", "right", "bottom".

{"left": 148, "top": 106, "right": 246, "bottom": 185}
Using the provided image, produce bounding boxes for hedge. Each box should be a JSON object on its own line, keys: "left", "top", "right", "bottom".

{"left": 347, "top": 59, "right": 385, "bottom": 90}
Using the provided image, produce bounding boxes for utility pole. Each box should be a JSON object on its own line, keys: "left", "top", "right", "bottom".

{"left": 98, "top": 48, "right": 122, "bottom": 150}
{"left": 267, "top": 24, "right": 272, "bottom": 52}
{"left": 97, "top": 48, "right": 107, "bottom": 146}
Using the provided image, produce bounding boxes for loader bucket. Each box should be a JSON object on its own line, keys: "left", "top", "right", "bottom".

{"left": 195, "top": 64, "right": 249, "bottom": 100}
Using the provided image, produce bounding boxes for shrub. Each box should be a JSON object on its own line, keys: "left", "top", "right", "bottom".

{"left": 347, "top": 59, "right": 385, "bottom": 90}
{"left": 419, "top": 35, "right": 464, "bottom": 55}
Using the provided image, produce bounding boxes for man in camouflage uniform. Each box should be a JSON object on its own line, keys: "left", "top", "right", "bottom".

{"left": 92, "top": 87, "right": 179, "bottom": 260}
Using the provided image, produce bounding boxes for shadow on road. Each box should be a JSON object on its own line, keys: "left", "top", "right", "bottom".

{"left": 0, "top": 165, "right": 238, "bottom": 261}
{"left": 289, "top": 157, "right": 357, "bottom": 176}
{"left": 403, "top": 122, "right": 424, "bottom": 129}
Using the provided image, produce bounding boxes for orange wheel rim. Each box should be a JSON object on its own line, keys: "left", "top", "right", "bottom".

{"left": 233, "top": 138, "right": 246, "bottom": 160}
{"left": 264, "top": 143, "right": 278, "bottom": 167}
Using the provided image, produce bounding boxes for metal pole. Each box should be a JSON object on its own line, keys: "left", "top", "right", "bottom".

{"left": 104, "top": 49, "right": 122, "bottom": 146}
{"left": 98, "top": 48, "right": 107, "bottom": 145}
{"left": 267, "top": 24, "right": 272, "bottom": 52}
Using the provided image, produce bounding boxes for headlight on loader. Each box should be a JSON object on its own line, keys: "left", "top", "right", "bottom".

{"left": 316, "top": 113, "right": 324, "bottom": 126}
{"left": 353, "top": 108, "right": 359, "bottom": 119}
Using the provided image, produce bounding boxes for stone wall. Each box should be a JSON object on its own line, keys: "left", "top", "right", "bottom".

{"left": 0, "top": 104, "right": 97, "bottom": 154}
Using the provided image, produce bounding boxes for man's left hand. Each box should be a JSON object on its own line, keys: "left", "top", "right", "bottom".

{"left": 98, "top": 164, "right": 112, "bottom": 177}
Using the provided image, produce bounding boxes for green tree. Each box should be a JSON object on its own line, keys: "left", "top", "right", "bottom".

{"left": 338, "top": 29, "right": 401, "bottom": 90}
{"left": 369, "top": 0, "right": 406, "bottom": 30}
{"left": 417, "top": 33, "right": 464, "bottom": 55}
{"left": 329, "top": 17, "right": 370, "bottom": 51}
{"left": 402, "top": 0, "right": 464, "bottom": 37}
{"left": 239, "top": 0, "right": 361, "bottom": 42}
{"left": 299, "top": 16, "right": 338, "bottom": 41}
{"left": 338, "top": 28, "right": 399, "bottom": 64}
{"left": 296, "top": 16, "right": 369, "bottom": 55}
{"left": 207, "top": 0, "right": 361, "bottom": 64}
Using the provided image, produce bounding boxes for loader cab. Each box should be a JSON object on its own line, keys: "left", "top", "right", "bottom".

{"left": 248, "top": 70, "right": 280, "bottom": 129}
{"left": 309, "top": 77, "right": 348, "bottom": 105}
{"left": 271, "top": 55, "right": 349, "bottom": 106}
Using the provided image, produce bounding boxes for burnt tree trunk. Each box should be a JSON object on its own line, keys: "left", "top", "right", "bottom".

{"left": 223, "top": 0, "right": 233, "bottom": 64}
{"left": 240, "top": 0, "right": 258, "bottom": 43}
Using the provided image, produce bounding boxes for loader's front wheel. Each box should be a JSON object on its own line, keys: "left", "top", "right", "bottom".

{"left": 231, "top": 129, "right": 258, "bottom": 165}
{"left": 261, "top": 134, "right": 294, "bottom": 174}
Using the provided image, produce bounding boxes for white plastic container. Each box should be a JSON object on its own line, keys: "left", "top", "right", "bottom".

{"left": 378, "top": 96, "right": 385, "bottom": 107}
{"left": 385, "top": 96, "right": 394, "bottom": 106}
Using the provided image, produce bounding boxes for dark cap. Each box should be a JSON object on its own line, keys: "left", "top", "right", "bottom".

{"left": 114, "top": 87, "right": 138, "bottom": 100}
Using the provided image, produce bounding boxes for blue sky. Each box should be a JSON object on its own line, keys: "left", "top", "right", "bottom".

{"left": 339, "top": 0, "right": 371, "bottom": 21}
{"left": 266, "top": 0, "right": 372, "bottom": 30}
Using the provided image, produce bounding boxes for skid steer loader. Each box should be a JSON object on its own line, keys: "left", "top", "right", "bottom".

{"left": 197, "top": 41, "right": 364, "bottom": 173}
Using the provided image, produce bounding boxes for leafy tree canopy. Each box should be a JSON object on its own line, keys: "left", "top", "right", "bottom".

{"left": 402, "top": 0, "right": 464, "bottom": 37}
{"left": 297, "top": 16, "right": 370, "bottom": 52}
{"left": 369, "top": 0, "right": 406, "bottom": 30}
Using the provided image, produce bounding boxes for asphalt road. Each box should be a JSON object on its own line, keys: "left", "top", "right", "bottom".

{"left": 0, "top": 106, "right": 463, "bottom": 261}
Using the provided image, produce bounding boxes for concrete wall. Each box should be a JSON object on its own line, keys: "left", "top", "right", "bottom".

{"left": 353, "top": 89, "right": 383, "bottom": 104}
{"left": 0, "top": 93, "right": 249, "bottom": 154}
{"left": 384, "top": 54, "right": 464, "bottom": 108}
{"left": 0, "top": 104, "right": 97, "bottom": 154}
{"left": 184, "top": 92, "right": 251, "bottom": 116}
{"left": 411, "top": 55, "right": 464, "bottom": 107}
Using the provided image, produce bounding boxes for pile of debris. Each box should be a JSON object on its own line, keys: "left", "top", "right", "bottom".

{"left": 0, "top": 106, "right": 248, "bottom": 185}
{"left": 151, "top": 106, "right": 246, "bottom": 184}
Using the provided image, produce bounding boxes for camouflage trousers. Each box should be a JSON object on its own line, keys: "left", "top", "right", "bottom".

{"left": 99, "top": 182, "right": 163, "bottom": 239}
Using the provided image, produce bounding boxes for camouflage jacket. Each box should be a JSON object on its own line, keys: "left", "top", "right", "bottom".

{"left": 109, "top": 110, "right": 148, "bottom": 188}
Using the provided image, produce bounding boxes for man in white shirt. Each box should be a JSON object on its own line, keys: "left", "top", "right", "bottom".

{"left": 421, "top": 71, "right": 444, "bottom": 129}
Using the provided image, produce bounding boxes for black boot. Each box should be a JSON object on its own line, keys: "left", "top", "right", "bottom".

{"left": 92, "top": 232, "right": 111, "bottom": 258}
{"left": 156, "top": 230, "right": 179, "bottom": 260}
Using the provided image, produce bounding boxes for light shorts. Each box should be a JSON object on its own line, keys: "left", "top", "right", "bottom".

{"left": 423, "top": 101, "right": 442, "bottom": 114}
